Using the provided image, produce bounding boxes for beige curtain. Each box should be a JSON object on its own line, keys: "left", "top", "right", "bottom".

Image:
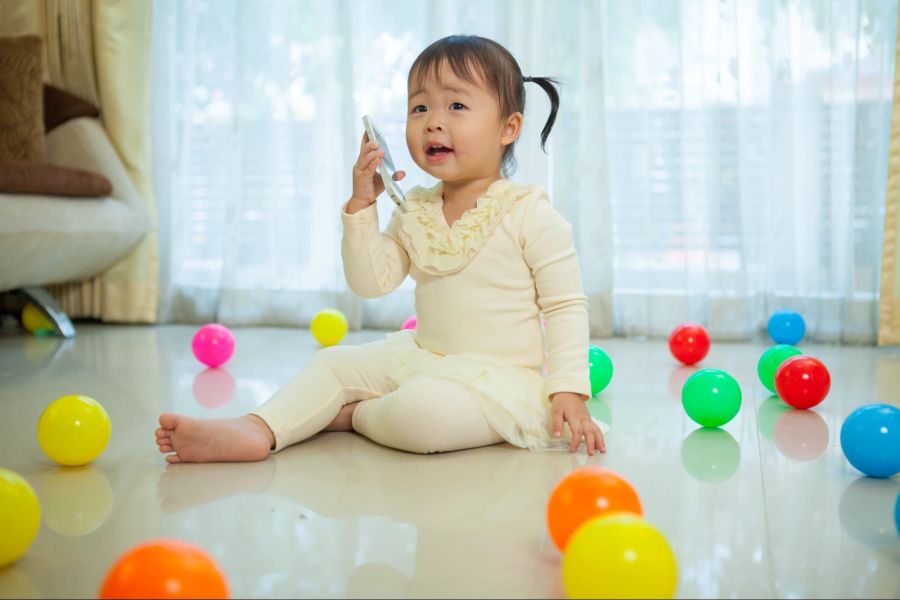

{"left": 879, "top": 8, "right": 900, "bottom": 346}
{"left": 0, "top": 0, "right": 158, "bottom": 323}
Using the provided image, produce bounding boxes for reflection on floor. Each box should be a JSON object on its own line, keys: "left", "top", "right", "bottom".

{"left": 0, "top": 324, "right": 898, "bottom": 598}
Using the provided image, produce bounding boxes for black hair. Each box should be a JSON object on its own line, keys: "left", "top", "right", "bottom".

{"left": 408, "top": 35, "right": 560, "bottom": 176}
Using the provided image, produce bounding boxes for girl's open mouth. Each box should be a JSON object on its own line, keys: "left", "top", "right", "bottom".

{"left": 426, "top": 145, "right": 453, "bottom": 162}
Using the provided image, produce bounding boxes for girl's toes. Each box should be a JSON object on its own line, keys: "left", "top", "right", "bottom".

{"left": 160, "top": 444, "right": 173, "bottom": 453}
{"left": 165, "top": 454, "right": 182, "bottom": 464}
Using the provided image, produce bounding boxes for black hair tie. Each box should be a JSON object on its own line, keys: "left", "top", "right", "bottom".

{"left": 523, "top": 76, "right": 533, "bottom": 83}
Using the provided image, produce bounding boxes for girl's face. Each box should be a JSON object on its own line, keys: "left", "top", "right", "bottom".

{"left": 406, "top": 61, "right": 520, "bottom": 184}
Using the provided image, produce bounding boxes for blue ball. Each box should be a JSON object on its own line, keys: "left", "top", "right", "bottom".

{"left": 839, "top": 403, "right": 900, "bottom": 478}
{"left": 767, "top": 310, "right": 806, "bottom": 345}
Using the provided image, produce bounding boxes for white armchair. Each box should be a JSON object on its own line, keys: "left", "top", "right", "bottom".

{"left": 0, "top": 117, "right": 152, "bottom": 336}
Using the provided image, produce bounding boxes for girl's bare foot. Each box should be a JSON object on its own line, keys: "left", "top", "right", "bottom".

{"left": 155, "top": 413, "right": 275, "bottom": 464}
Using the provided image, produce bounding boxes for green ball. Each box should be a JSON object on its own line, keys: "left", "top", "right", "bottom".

{"left": 588, "top": 345, "right": 613, "bottom": 395}
{"left": 757, "top": 344, "right": 803, "bottom": 393}
{"left": 682, "top": 368, "right": 742, "bottom": 427}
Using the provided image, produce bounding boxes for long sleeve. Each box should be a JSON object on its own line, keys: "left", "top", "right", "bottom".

{"left": 340, "top": 201, "right": 410, "bottom": 298}
{"left": 520, "top": 192, "right": 591, "bottom": 400}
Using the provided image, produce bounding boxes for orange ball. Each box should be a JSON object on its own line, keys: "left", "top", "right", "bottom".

{"left": 546, "top": 466, "right": 642, "bottom": 552}
{"left": 99, "top": 539, "right": 229, "bottom": 599}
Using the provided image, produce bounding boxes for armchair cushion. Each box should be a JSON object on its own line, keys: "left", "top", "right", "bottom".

{"left": 0, "top": 35, "right": 44, "bottom": 162}
{"left": 0, "top": 162, "right": 113, "bottom": 197}
{"left": 44, "top": 84, "right": 100, "bottom": 133}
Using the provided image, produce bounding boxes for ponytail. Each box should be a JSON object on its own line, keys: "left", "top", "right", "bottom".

{"left": 523, "top": 76, "right": 560, "bottom": 152}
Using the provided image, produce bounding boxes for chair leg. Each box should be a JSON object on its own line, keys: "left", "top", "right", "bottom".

{"left": 17, "top": 286, "right": 76, "bottom": 338}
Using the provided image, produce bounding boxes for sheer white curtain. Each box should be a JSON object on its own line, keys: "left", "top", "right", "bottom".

{"left": 604, "top": 0, "right": 897, "bottom": 343}
{"left": 151, "top": 0, "right": 897, "bottom": 343}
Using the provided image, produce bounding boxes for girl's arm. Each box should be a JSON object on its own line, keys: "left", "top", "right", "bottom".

{"left": 341, "top": 203, "right": 410, "bottom": 298}
{"left": 522, "top": 190, "right": 603, "bottom": 454}
{"left": 520, "top": 190, "right": 592, "bottom": 401}
{"left": 340, "top": 133, "right": 411, "bottom": 298}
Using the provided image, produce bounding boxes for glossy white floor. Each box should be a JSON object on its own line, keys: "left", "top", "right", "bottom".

{"left": 1, "top": 324, "right": 899, "bottom": 599}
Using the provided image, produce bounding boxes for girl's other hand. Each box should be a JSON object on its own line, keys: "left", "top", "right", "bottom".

{"left": 550, "top": 392, "right": 606, "bottom": 455}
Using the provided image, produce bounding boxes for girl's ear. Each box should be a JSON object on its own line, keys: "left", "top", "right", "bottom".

{"left": 500, "top": 112, "right": 523, "bottom": 146}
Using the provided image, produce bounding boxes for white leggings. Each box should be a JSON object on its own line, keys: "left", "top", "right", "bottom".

{"left": 251, "top": 341, "right": 505, "bottom": 454}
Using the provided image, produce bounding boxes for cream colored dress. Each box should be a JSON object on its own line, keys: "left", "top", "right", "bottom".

{"left": 341, "top": 178, "right": 606, "bottom": 451}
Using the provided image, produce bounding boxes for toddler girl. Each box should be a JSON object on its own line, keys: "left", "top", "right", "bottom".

{"left": 155, "top": 34, "right": 607, "bottom": 463}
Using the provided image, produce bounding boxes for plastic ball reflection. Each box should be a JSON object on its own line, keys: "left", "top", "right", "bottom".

{"left": 192, "top": 368, "right": 236, "bottom": 409}
{"left": 773, "top": 409, "right": 829, "bottom": 462}
{"left": 838, "top": 477, "right": 900, "bottom": 549}
{"left": 667, "top": 365, "right": 698, "bottom": 400}
{"left": 680, "top": 428, "right": 740, "bottom": 483}
{"left": 41, "top": 466, "right": 112, "bottom": 536}
{"left": 756, "top": 395, "right": 790, "bottom": 440}
{"left": 585, "top": 396, "right": 613, "bottom": 428}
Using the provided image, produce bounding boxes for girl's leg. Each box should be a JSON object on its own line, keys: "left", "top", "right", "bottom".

{"left": 251, "top": 344, "right": 395, "bottom": 450}
{"left": 351, "top": 377, "right": 505, "bottom": 454}
{"left": 156, "top": 343, "right": 396, "bottom": 463}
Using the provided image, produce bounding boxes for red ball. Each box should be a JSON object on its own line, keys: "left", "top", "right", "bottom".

{"left": 668, "top": 323, "right": 710, "bottom": 365}
{"left": 774, "top": 355, "right": 830, "bottom": 409}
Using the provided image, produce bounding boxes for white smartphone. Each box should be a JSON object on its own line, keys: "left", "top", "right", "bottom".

{"left": 362, "top": 115, "right": 407, "bottom": 212}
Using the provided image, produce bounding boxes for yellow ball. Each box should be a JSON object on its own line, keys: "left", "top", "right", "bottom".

{"left": 310, "top": 309, "right": 348, "bottom": 346}
{"left": 562, "top": 513, "right": 677, "bottom": 599}
{"left": 0, "top": 469, "right": 41, "bottom": 567}
{"left": 21, "top": 304, "right": 53, "bottom": 334}
{"left": 37, "top": 395, "right": 111, "bottom": 466}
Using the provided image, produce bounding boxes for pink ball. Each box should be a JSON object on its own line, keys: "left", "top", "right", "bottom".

{"left": 192, "top": 324, "right": 235, "bottom": 367}
{"left": 402, "top": 315, "right": 417, "bottom": 330}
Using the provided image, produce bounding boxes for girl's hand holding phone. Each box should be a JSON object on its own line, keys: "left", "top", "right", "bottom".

{"left": 348, "top": 132, "right": 406, "bottom": 215}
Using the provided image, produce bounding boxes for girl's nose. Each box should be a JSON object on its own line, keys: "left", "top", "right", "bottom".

{"left": 425, "top": 118, "right": 443, "bottom": 132}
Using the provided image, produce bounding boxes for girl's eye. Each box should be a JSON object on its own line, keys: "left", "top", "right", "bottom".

{"left": 412, "top": 105, "right": 427, "bottom": 113}
{"left": 450, "top": 102, "right": 466, "bottom": 110}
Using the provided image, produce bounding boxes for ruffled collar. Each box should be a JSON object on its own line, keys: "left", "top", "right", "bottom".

{"left": 396, "top": 178, "right": 531, "bottom": 275}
